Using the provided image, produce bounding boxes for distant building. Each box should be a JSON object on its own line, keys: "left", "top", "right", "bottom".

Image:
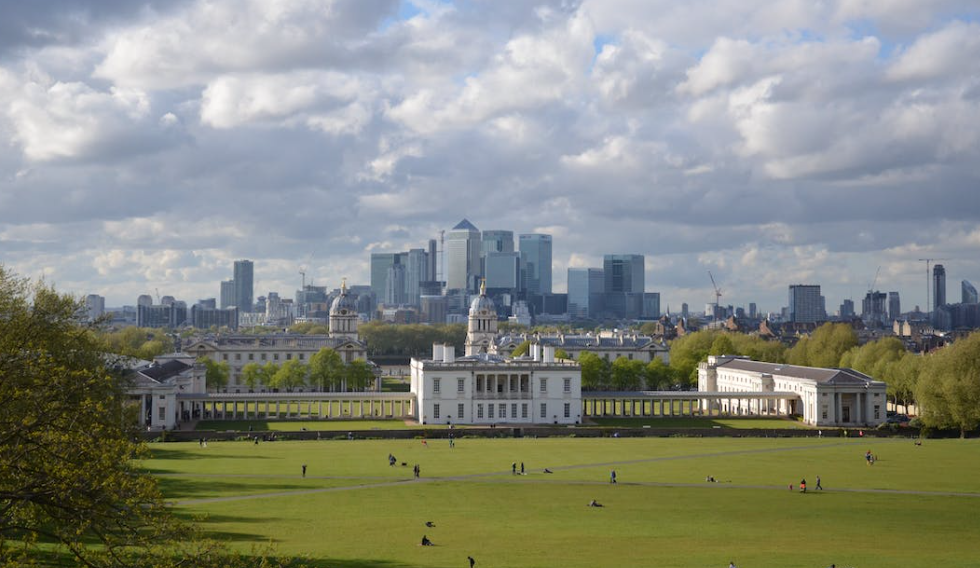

{"left": 519, "top": 233, "right": 553, "bottom": 296}
{"left": 445, "top": 219, "right": 482, "bottom": 292}
{"left": 748, "top": 302, "right": 757, "bottom": 319}
{"left": 85, "top": 294, "right": 105, "bottom": 321}
{"left": 642, "top": 293, "right": 661, "bottom": 319}
{"left": 933, "top": 264, "right": 946, "bottom": 309}
{"left": 233, "top": 260, "right": 254, "bottom": 313}
{"left": 191, "top": 305, "right": 238, "bottom": 330}
{"left": 839, "top": 299, "right": 855, "bottom": 318}
{"left": 567, "top": 268, "right": 604, "bottom": 319}
{"left": 788, "top": 284, "right": 824, "bottom": 323}
{"left": 485, "top": 252, "right": 522, "bottom": 290}
{"left": 137, "top": 302, "right": 187, "bottom": 329}
{"left": 220, "top": 280, "right": 235, "bottom": 309}
{"left": 888, "top": 292, "right": 901, "bottom": 322}
{"left": 603, "top": 254, "right": 644, "bottom": 319}
{"left": 698, "top": 355, "right": 886, "bottom": 427}
{"left": 496, "top": 330, "right": 669, "bottom": 364}
{"left": 862, "top": 291, "right": 887, "bottom": 326}
{"left": 963, "top": 280, "right": 978, "bottom": 304}
{"left": 481, "top": 230, "right": 514, "bottom": 255}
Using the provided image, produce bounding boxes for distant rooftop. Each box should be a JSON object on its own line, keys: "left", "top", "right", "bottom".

{"left": 452, "top": 218, "right": 479, "bottom": 231}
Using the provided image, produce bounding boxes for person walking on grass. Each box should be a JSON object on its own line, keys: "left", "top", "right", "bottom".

{"left": 302, "top": 464, "right": 307, "bottom": 478}
{"left": 610, "top": 470, "right": 617, "bottom": 484}
{"left": 816, "top": 476, "right": 823, "bottom": 490}
{"left": 468, "top": 556, "right": 475, "bottom": 568}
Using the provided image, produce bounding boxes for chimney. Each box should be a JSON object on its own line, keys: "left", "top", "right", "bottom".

{"left": 443, "top": 344, "right": 455, "bottom": 363}
{"left": 433, "top": 343, "right": 444, "bottom": 361}
{"left": 532, "top": 343, "right": 541, "bottom": 361}
{"left": 543, "top": 345, "right": 555, "bottom": 363}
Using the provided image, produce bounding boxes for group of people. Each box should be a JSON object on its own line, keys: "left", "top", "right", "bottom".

{"left": 794, "top": 476, "right": 823, "bottom": 493}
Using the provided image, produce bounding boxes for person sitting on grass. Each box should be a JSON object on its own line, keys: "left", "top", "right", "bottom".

{"left": 588, "top": 499, "right": 603, "bottom": 507}
{"left": 421, "top": 535, "right": 433, "bottom": 546}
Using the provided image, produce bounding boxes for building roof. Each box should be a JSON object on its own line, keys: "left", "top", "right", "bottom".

{"left": 452, "top": 218, "right": 479, "bottom": 231}
{"left": 495, "top": 333, "right": 665, "bottom": 350}
{"left": 185, "top": 334, "right": 365, "bottom": 350}
{"left": 718, "top": 358, "right": 879, "bottom": 386}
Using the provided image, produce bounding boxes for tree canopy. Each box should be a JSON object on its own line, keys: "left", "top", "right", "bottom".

{"left": 916, "top": 332, "right": 980, "bottom": 437}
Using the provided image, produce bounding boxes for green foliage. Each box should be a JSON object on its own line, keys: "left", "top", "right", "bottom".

{"left": 308, "top": 347, "right": 344, "bottom": 391}
{"left": 199, "top": 357, "right": 230, "bottom": 390}
{"left": 554, "top": 348, "right": 570, "bottom": 360}
{"left": 241, "top": 362, "right": 264, "bottom": 390}
{"left": 785, "top": 323, "right": 857, "bottom": 368}
{"left": 511, "top": 340, "right": 531, "bottom": 357}
{"left": 916, "top": 331, "right": 980, "bottom": 436}
{"left": 99, "top": 326, "right": 175, "bottom": 359}
{"left": 668, "top": 331, "right": 717, "bottom": 386}
{"left": 610, "top": 358, "right": 645, "bottom": 390}
{"left": 578, "top": 352, "right": 609, "bottom": 390}
{"left": 357, "top": 321, "right": 466, "bottom": 357}
{"left": 708, "top": 334, "right": 735, "bottom": 356}
{"left": 644, "top": 358, "right": 673, "bottom": 390}
{"left": 271, "top": 359, "right": 307, "bottom": 391}
{"left": 289, "top": 322, "right": 330, "bottom": 335}
{"left": 346, "top": 359, "right": 375, "bottom": 391}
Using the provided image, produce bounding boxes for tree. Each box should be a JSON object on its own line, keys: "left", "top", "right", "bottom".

{"left": 308, "top": 348, "right": 344, "bottom": 392}
{"left": 916, "top": 332, "right": 980, "bottom": 437}
{"left": 708, "top": 334, "right": 735, "bottom": 356}
{"left": 610, "top": 357, "right": 645, "bottom": 391}
{"left": 668, "top": 330, "right": 718, "bottom": 386}
{"left": 0, "top": 269, "right": 177, "bottom": 565}
{"left": 786, "top": 323, "right": 857, "bottom": 368}
{"left": 644, "top": 358, "right": 673, "bottom": 390}
{"left": 199, "top": 357, "right": 230, "bottom": 391}
{"left": 241, "top": 362, "right": 263, "bottom": 391}
{"left": 272, "top": 359, "right": 307, "bottom": 391}
{"left": 261, "top": 361, "right": 279, "bottom": 387}
{"left": 511, "top": 340, "right": 531, "bottom": 357}
{"left": 346, "top": 359, "right": 375, "bottom": 391}
{"left": 578, "top": 352, "right": 609, "bottom": 391}
{"left": 554, "top": 348, "right": 570, "bottom": 360}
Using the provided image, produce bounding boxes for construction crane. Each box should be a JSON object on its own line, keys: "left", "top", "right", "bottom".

{"left": 154, "top": 287, "right": 160, "bottom": 304}
{"left": 866, "top": 266, "right": 881, "bottom": 323}
{"left": 918, "top": 258, "right": 949, "bottom": 313}
{"left": 299, "top": 251, "right": 315, "bottom": 290}
{"left": 708, "top": 271, "right": 723, "bottom": 317}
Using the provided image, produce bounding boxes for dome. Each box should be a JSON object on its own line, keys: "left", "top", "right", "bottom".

{"left": 330, "top": 280, "right": 357, "bottom": 314}
{"left": 470, "top": 294, "right": 495, "bottom": 314}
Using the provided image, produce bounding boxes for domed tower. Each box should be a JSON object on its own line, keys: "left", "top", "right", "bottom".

{"left": 465, "top": 280, "right": 498, "bottom": 356}
{"left": 329, "top": 279, "right": 359, "bottom": 341}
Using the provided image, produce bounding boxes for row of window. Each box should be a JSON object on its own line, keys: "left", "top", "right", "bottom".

{"left": 433, "top": 377, "right": 573, "bottom": 394}
{"left": 432, "top": 402, "right": 573, "bottom": 420}
{"left": 222, "top": 352, "right": 307, "bottom": 362}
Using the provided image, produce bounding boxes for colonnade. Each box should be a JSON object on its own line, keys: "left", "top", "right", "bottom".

{"left": 581, "top": 393, "right": 799, "bottom": 418}
{"left": 179, "top": 394, "right": 415, "bottom": 421}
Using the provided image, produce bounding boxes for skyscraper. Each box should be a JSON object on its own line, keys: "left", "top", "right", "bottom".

{"left": 933, "top": 264, "right": 946, "bottom": 309}
{"left": 788, "top": 284, "right": 823, "bottom": 323}
{"left": 370, "top": 253, "right": 398, "bottom": 300}
{"left": 485, "top": 252, "right": 521, "bottom": 290}
{"left": 233, "top": 260, "right": 254, "bottom": 313}
{"left": 963, "top": 280, "right": 978, "bottom": 304}
{"left": 481, "top": 230, "right": 514, "bottom": 255}
{"left": 567, "top": 268, "right": 604, "bottom": 319}
{"left": 85, "top": 294, "right": 105, "bottom": 321}
{"left": 404, "top": 248, "right": 428, "bottom": 306}
{"left": 603, "top": 254, "right": 644, "bottom": 319}
{"left": 839, "top": 299, "right": 855, "bottom": 318}
{"left": 445, "top": 219, "right": 481, "bottom": 291}
{"left": 427, "top": 239, "right": 438, "bottom": 282}
{"left": 519, "top": 234, "right": 552, "bottom": 296}
{"left": 888, "top": 292, "right": 901, "bottom": 321}
{"left": 220, "top": 280, "right": 235, "bottom": 309}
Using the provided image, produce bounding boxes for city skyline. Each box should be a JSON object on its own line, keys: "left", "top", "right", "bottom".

{"left": 1, "top": 2, "right": 978, "bottom": 311}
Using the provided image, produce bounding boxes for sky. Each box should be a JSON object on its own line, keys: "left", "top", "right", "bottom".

{"left": 1, "top": 0, "right": 979, "bottom": 314}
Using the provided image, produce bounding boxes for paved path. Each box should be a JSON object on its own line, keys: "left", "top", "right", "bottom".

{"left": 171, "top": 438, "right": 979, "bottom": 506}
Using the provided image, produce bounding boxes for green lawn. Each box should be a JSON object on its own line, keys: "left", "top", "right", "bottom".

{"left": 146, "top": 437, "right": 980, "bottom": 568}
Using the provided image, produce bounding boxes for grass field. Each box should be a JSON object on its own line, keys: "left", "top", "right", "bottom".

{"left": 146, "top": 437, "right": 980, "bottom": 568}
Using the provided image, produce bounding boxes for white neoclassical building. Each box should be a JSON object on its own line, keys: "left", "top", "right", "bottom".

{"left": 411, "top": 286, "right": 583, "bottom": 425}
{"left": 698, "top": 355, "right": 887, "bottom": 427}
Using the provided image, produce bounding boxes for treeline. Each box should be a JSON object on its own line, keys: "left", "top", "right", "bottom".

{"left": 98, "top": 326, "right": 176, "bottom": 360}
{"left": 200, "top": 347, "right": 374, "bottom": 392}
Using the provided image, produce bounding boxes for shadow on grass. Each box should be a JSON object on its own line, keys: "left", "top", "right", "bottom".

{"left": 156, "top": 477, "right": 314, "bottom": 500}
{"left": 586, "top": 416, "right": 806, "bottom": 429}
{"left": 144, "top": 447, "right": 277, "bottom": 463}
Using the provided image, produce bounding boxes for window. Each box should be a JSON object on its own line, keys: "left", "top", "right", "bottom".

{"left": 540, "top": 403, "right": 547, "bottom": 418}
{"left": 478, "top": 404, "right": 484, "bottom": 419}
{"left": 540, "top": 378, "right": 547, "bottom": 392}
{"left": 522, "top": 404, "right": 528, "bottom": 418}
{"left": 563, "top": 378, "right": 571, "bottom": 393}
{"left": 499, "top": 405, "right": 506, "bottom": 419}
{"left": 298, "top": 354, "right": 304, "bottom": 360}
{"left": 222, "top": 354, "right": 228, "bottom": 360}
{"left": 458, "top": 403, "right": 465, "bottom": 419}
{"left": 433, "top": 404, "right": 440, "bottom": 419}
{"left": 488, "top": 403, "right": 494, "bottom": 418}
{"left": 433, "top": 378, "right": 441, "bottom": 393}
{"left": 458, "top": 378, "right": 465, "bottom": 393}
{"left": 248, "top": 353, "right": 254, "bottom": 360}
{"left": 235, "top": 353, "right": 241, "bottom": 360}
{"left": 286, "top": 353, "right": 292, "bottom": 360}
{"left": 477, "top": 376, "right": 484, "bottom": 392}
{"left": 158, "top": 407, "right": 166, "bottom": 420}
{"left": 511, "top": 404, "right": 517, "bottom": 418}
{"left": 564, "top": 403, "right": 570, "bottom": 418}
{"left": 273, "top": 354, "right": 279, "bottom": 360}
{"left": 628, "top": 354, "right": 633, "bottom": 360}
{"left": 822, "top": 406, "right": 828, "bottom": 420}
{"left": 874, "top": 405, "right": 880, "bottom": 420}
{"left": 261, "top": 353, "right": 267, "bottom": 360}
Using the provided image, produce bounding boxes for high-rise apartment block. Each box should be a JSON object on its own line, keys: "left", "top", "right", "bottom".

{"left": 85, "top": 294, "right": 105, "bottom": 321}
{"left": 933, "top": 264, "right": 946, "bottom": 309}
{"left": 233, "top": 260, "right": 254, "bottom": 313}
{"left": 888, "top": 292, "right": 901, "bottom": 321}
{"left": 220, "top": 280, "right": 235, "bottom": 309}
{"left": 788, "top": 284, "right": 824, "bottom": 323}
